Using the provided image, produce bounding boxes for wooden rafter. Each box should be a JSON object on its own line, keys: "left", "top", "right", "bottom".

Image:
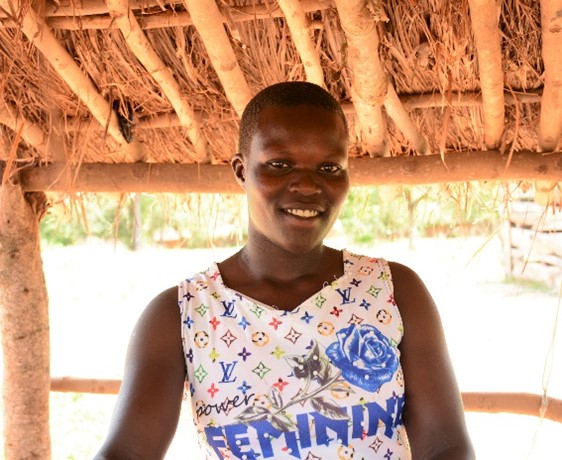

{"left": 538, "top": 0, "right": 562, "bottom": 152}
{"left": 334, "top": 0, "right": 428, "bottom": 157}
{"left": 0, "top": 0, "right": 144, "bottom": 160}
{"left": 278, "top": 0, "right": 324, "bottom": 86}
{"left": 398, "top": 89, "right": 541, "bottom": 111}
{"left": 334, "top": 0, "right": 387, "bottom": 156}
{"left": 384, "top": 85, "right": 430, "bottom": 155}
{"left": 182, "top": 0, "right": 252, "bottom": 118}
{"left": 0, "top": 0, "right": 333, "bottom": 21}
{"left": 61, "top": 89, "right": 543, "bottom": 134}
{"left": 7, "top": 151, "right": 562, "bottom": 193}
{"left": 105, "top": 0, "right": 208, "bottom": 162}
{"left": 468, "top": 0, "right": 505, "bottom": 149}
{"left": 0, "top": 99, "right": 51, "bottom": 156}
{"left": 43, "top": 0, "right": 180, "bottom": 17}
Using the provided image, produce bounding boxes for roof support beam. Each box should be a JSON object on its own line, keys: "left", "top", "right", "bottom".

{"left": 384, "top": 85, "right": 430, "bottom": 155}
{"left": 61, "top": 89, "right": 543, "bottom": 133}
{"left": 182, "top": 0, "right": 253, "bottom": 119}
{"left": 2, "top": 0, "right": 335, "bottom": 30}
{"left": 37, "top": 0, "right": 180, "bottom": 18}
{"left": 334, "top": 0, "right": 387, "bottom": 156}
{"left": 0, "top": 0, "right": 330, "bottom": 21}
{"left": 7, "top": 151, "right": 562, "bottom": 193}
{"left": 0, "top": 0, "right": 144, "bottom": 161}
{"left": 278, "top": 0, "right": 325, "bottom": 86}
{"left": 105, "top": 0, "right": 209, "bottom": 162}
{"left": 468, "top": 0, "right": 505, "bottom": 149}
{"left": 0, "top": 100, "right": 51, "bottom": 157}
{"left": 538, "top": 0, "right": 562, "bottom": 152}
{"left": 0, "top": 184, "right": 51, "bottom": 459}
{"left": 334, "top": 0, "right": 428, "bottom": 156}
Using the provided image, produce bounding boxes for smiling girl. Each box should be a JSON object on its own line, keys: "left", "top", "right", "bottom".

{"left": 95, "top": 82, "right": 474, "bottom": 460}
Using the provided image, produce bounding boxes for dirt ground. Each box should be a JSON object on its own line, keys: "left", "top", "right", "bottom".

{"left": 2, "top": 235, "right": 561, "bottom": 459}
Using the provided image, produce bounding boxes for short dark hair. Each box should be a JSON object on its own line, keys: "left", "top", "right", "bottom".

{"left": 238, "top": 81, "right": 348, "bottom": 156}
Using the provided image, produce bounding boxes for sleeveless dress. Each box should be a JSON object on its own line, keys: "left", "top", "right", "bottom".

{"left": 179, "top": 250, "right": 411, "bottom": 460}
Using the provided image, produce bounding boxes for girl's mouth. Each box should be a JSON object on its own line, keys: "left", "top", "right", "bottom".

{"left": 284, "top": 209, "right": 320, "bottom": 218}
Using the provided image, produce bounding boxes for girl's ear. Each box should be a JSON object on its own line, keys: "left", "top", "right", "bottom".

{"left": 231, "top": 154, "right": 246, "bottom": 188}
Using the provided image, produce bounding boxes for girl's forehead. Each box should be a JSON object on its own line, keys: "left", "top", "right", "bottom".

{"left": 247, "top": 107, "right": 349, "bottom": 160}
{"left": 254, "top": 105, "right": 347, "bottom": 137}
{"left": 258, "top": 104, "right": 340, "bottom": 121}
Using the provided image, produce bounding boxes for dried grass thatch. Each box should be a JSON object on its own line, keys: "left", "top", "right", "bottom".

{"left": 0, "top": 0, "right": 560, "bottom": 191}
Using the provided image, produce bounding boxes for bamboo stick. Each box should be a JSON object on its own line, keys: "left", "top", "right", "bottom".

{"left": 105, "top": 0, "right": 209, "bottom": 162}
{"left": 0, "top": 0, "right": 144, "bottom": 161}
{"left": 334, "top": 0, "right": 387, "bottom": 156}
{"left": 183, "top": 0, "right": 252, "bottom": 119}
{"left": 7, "top": 151, "right": 562, "bottom": 193}
{"left": 468, "top": 0, "right": 505, "bottom": 149}
{"left": 278, "top": 0, "right": 324, "bottom": 86}
{"left": 538, "top": 0, "right": 562, "bottom": 152}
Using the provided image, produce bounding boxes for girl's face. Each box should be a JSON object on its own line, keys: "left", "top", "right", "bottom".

{"left": 232, "top": 104, "right": 349, "bottom": 255}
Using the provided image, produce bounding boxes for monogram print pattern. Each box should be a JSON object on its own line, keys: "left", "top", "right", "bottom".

{"left": 179, "top": 251, "right": 411, "bottom": 460}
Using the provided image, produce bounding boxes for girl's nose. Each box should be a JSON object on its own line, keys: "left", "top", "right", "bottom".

{"left": 288, "top": 170, "right": 321, "bottom": 195}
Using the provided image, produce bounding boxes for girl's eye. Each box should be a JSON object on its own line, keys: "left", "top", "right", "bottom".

{"left": 268, "top": 160, "right": 290, "bottom": 169}
{"left": 320, "top": 164, "right": 342, "bottom": 173}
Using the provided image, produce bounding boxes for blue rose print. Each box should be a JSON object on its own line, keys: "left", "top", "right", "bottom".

{"left": 326, "top": 324, "right": 399, "bottom": 392}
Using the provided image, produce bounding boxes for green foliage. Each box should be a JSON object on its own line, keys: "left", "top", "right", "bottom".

{"left": 503, "top": 276, "right": 554, "bottom": 294}
{"left": 40, "top": 183, "right": 503, "bottom": 248}
{"left": 339, "top": 183, "right": 502, "bottom": 245}
{"left": 40, "top": 193, "right": 248, "bottom": 249}
{"left": 40, "top": 212, "right": 87, "bottom": 246}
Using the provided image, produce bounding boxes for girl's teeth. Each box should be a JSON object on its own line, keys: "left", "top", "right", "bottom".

{"left": 286, "top": 209, "right": 319, "bottom": 218}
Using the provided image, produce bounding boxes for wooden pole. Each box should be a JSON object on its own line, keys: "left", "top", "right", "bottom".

{"left": 51, "top": 377, "right": 121, "bottom": 395}
{"left": 183, "top": 0, "right": 253, "bottom": 119}
{"left": 278, "top": 0, "right": 325, "bottom": 86}
{"left": 334, "top": 0, "right": 387, "bottom": 156}
{"left": 536, "top": 0, "right": 562, "bottom": 206}
{"left": 0, "top": 0, "right": 334, "bottom": 30}
{"left": 105, "top": 0, "right": 209, "bottom": 162}
{"left": 468, "top": 0, "right": 505, "bottom": 149}
{"left": 59, "top": 89, "right": 542, "bottom": 134}
{"left": 0, "top": 182, "right": 51, "bottom": 459}
{"left": 48, "top": 377, "right": 562, "bottom": 423}
{"left": 384, "top": 84, "right": 430, "bottom": 155}
{"left": 0, "top": 100, "right": 51, "bottom": 157}
{"left": 539, "top": 0, "right": 562, "bottom": 152}
{"left": 2, "top": 151, "right": 561, "bottom": 193}
{"left": 334, "top": 0, "right": 428, "bottom": 156}
{"left": 462, "top": 392, "right": 562, "bottom": 423}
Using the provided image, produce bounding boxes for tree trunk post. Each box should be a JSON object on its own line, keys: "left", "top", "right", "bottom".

{"left": 0, "top": 181, "right": 51, "bottom": 459}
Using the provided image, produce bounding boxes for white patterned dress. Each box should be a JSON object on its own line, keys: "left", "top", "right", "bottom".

{"left": 179, "top": 250, "right": 411, "bottom": 460}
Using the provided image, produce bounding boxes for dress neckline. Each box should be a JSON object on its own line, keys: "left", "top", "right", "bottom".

{"left": 211, "top": 249, "right": 351, "bottom": 313}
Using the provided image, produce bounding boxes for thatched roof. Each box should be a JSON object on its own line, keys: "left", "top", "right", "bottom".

{"left": 0, "top": 0, "right": 560, "bottom": 192}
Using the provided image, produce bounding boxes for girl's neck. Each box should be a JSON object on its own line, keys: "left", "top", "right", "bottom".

{"left": 238, "top": 240, "right": 336, "bottom": 283}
